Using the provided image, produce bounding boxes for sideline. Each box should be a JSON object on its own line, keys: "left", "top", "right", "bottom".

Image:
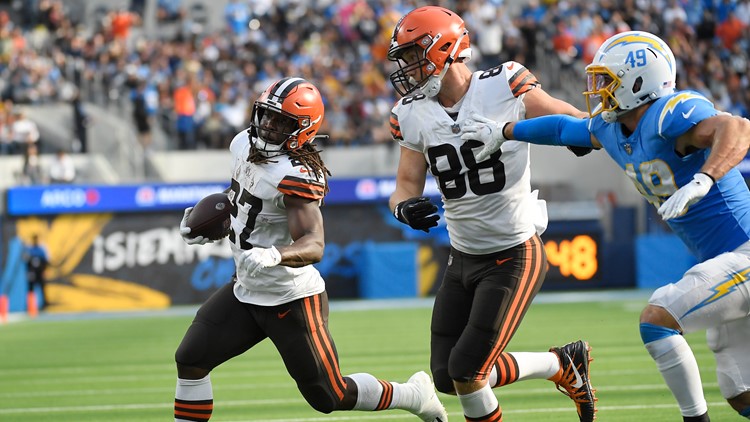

{"left": 2, "top": 289, "right": 654, "bottom": 324}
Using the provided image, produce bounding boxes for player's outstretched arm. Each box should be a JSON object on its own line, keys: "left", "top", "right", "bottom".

{"left": 523, "top": 76, "right": 595, "bottom": 157}
{"left": 522, "top": 86, "right": 588, "bottom": 119}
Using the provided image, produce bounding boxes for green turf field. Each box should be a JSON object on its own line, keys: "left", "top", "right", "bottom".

{"left": 0, "top": 297, "right": 737, "bottom": 421}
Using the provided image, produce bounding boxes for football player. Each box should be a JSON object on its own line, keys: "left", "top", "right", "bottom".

{"left": 175, "top": 77, "right": 448, "bottom": 422}
{"left": 387, "top": 6, "right": 597, "bottom": 422}
{"left": 466, "top": 31, "right": 750, "bottom": 422}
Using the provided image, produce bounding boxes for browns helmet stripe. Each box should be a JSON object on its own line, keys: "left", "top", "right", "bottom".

{"left": 268, "top": 77, "right": 305, "bottom": 102}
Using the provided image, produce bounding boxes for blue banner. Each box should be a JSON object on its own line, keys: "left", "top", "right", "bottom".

{"left": 4, "top": 178, "right": 441, "bottom": 216}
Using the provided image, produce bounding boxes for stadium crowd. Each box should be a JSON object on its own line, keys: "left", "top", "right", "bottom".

{"left": 0, "top": 0, "right": 748, "bottom": 153}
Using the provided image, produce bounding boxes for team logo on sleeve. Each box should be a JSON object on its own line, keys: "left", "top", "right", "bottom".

{"left": 657, "top": 93, "right": 712, "bottom": 134}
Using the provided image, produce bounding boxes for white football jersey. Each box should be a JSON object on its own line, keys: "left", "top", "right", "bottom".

{"left": 391, "top": 62, "right": 548, "bottom": 254}
{"left": 227, "top": 130, "right": 326, "bottom": 306}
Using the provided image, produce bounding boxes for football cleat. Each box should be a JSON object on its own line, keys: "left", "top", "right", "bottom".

{"left": 550, "top": 340, "right": 597, "bottom": 422}
{"left": 407, "top": 371, "right": 448, "bottom": 422}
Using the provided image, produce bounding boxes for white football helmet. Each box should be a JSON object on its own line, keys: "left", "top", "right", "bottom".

{"left": 583, "top": 31, "right": 676, "bottom": 123}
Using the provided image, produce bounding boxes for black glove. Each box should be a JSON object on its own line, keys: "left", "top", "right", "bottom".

{"left": 567, "top": 146, "right": 594, "bottom": 157}
{"left": 393, "top": 197, "right": 440, "bottom": 232}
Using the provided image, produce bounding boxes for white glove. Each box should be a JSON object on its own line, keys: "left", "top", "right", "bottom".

{"left": 239, "top": 246, "right": 282, "bottom": 277}
{"left": 460, "top": 113, "right": 509, "bottom": 162}
{"left": 657, "top": 173, "right": 714, "bottom": 220}
{"left": 179, "top": 207, "right": 213, "bottom": 245}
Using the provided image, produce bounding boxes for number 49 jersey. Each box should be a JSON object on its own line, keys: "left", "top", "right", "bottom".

{"left": 226, "top": 131, "right": 326, "bottom": 306}
{"left": 391, "top": 62, "right": 547, "bottom": 254}
{"left": 588, "top": 90, "right": 750, "bottom": 262}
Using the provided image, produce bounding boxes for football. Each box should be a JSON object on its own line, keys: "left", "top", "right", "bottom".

{"left": 185, "top": 192, "right": 232, "bottom": 241}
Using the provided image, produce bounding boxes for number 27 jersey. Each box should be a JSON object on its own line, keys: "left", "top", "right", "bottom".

{"left": 226, "top": 131, "right": 326, "bottom": 306}
{"left": 391, "top": 62, "right": 546, "bottom": 254}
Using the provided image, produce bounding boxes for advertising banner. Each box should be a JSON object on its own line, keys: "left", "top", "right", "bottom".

{"left": 0, "top": 204, "right": 449, "bottom": 312}
{"left": 0, "top": 195, "right": 633, "bottom": 313}
{"left": 4, "top": 179, "right": 441, "bottom": 216}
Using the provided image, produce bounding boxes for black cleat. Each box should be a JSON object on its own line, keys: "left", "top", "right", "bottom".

{"left": 550, "top": 340, "right": 597, "bottom": 422}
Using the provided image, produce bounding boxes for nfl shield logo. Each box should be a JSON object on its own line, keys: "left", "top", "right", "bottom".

{"left": 451, "top": 124, "right": 460, "bottom": 134}
{"left": 624, "top": 143, "right": 632, "bottom": 155}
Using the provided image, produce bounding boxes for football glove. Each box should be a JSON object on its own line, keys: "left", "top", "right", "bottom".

{"left": 179, "top": 207, "right": 213, "bottom": 245}
{"left": 239, "top": 246, "right": 282, "bottom": 277}
{"left": 461, "top": 113, "right": 509, "bottom": 162}
{"left": 394, "top": 197, "right": 440, "bottom": 232}
{"left": 657, "top": 172, "right": 714, "bottom": 220}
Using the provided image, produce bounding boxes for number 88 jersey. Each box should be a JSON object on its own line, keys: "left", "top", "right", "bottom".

{"left": 391, "top": 62, "right": 547, "bottom": 255}
{"left": 226, "top": 131, "right": 325, "bottom": 306}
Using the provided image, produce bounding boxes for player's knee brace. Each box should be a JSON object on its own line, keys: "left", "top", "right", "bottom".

{"left": 640, "top": 322, "right": 681, "bottom": 345}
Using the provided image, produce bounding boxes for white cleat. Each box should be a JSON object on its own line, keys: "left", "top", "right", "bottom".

{"left": 407, "top": 371, "right": 448, "bottom": 422}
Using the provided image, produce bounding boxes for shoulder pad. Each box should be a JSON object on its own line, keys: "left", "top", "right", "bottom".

{"left": 657, "top": 91, "right": 718, "bottom": 138}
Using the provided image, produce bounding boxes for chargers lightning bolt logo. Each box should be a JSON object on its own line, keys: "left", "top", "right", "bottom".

{"left": 657, "top": 93, "right": 712, "bottom": 134}
{"left": 681, "top": 267, "right": 750, "bottom": 318}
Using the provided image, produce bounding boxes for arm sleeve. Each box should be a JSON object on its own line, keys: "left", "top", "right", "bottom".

{"left": 512, "top": 115, "right": 594, "bottom": 148}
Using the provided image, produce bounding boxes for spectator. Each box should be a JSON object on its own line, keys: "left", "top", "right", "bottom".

{"left": 663, "top": 0, "right": 689, "bottom": 27}
{"left": 71, "top": 90, "right": 91, "bottom": 153}
{"left": 20, "top": 143, "right": 44, "bottom": 185}
{"left": 11, "top": 109, "right": 39, "bottom": 154}
{"left": 0, "top": 109, "right": 11, "bottom": 155}
{"left": 716, "top": 11, "right": 746, "bottom": 49}
{"left": 157, "top": 0, "right": 184, "bottom": 22}
{"left": 173, "top": 79, "right": 196, "bottom": 149}
{"left": 48, "top": 149, "right": 76, "bottom": 184}
{"left": 23, "top": 234, "right": 49, "bottom": 316}
{"left": 224, "top": 0, "right": 250, "bottom": 40}
{"left": 109, "top": 7, "right": 141, "bottom": 42}
{"left": 132, "top": 80, "right": 153, "bottom": 150}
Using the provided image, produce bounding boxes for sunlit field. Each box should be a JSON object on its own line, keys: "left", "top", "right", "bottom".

{"left": 0, "top": 296, "right": 736, "bottom": 421}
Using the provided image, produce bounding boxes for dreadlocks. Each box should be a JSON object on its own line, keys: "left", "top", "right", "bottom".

{"left": 248, "top": 141, "right": 331, "bottom": 196}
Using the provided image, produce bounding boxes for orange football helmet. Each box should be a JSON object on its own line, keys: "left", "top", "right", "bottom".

{"left": 387, "top": 6, "right": 472, "bottom": 97}
{"left": 250, "top": 77, "right": 325, "bottom": 154}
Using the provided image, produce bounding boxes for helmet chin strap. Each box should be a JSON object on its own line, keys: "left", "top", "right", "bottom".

{"left": 419, "top": 30, "right": 469, "bottom": 98}
{"left": 601, "top": 110, "right": 619, "bottom": 123}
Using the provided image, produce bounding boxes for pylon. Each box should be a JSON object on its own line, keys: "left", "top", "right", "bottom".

{"left": 0, "top": 294, "right": 8, "bottom": 323}
{"left": 27, "top": 292, "right": 38, "bottom": 318}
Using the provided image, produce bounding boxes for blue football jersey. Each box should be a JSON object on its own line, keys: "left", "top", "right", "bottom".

{"left": 588, "top": 91, "right": 750, "bottom": 262}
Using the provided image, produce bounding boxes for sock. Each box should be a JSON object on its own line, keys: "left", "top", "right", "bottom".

{"left": 489, "top": 352, "right": 560, "bottom": 387}
{"left": 175, "top": 375, "right": 213, "bottom": 422}
{"left": 740, "top": 405, "right": 750, "bottom": 418}
{"left": 643, "top": 331, "right": 707, "bottom": 417}
{"left": 347, "top": 372, "right": 419, "bottom": 411}
{"left": 683, "top": 413, "right": 710, "bottom": 421}
{"left": 458, "top": 383, "right": 502, "bottom": 421}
